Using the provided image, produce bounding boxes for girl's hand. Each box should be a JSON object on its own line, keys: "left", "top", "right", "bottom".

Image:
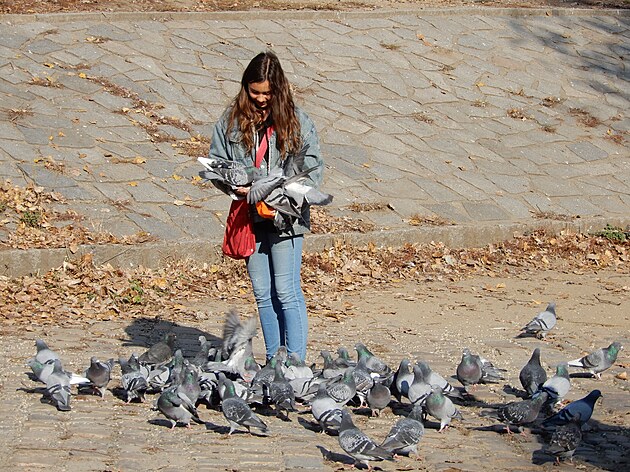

{"left": 234, "top": 186, "right": 250, "bottom": 197}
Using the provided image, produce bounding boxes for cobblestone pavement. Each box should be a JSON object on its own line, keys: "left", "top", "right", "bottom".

{"left": 0, "top": 6, "right": 629, "bottom": 471}
{"left": 0, "top": 271, "right": 629, "bottom": 471}
{"left": 0, "top": 7, "right": 629, "bottom": 275}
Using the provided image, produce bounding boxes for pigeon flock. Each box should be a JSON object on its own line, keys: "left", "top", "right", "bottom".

{"left": 24, "top": 303, "right": 624, "bottom": 469}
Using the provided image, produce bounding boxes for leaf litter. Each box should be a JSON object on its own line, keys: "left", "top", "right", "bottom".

{"left": 2, "top": 181, "right": 628, "bottom": 326}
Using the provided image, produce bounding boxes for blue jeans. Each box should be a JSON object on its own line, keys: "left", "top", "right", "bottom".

{"left": 246, "top": 228, "right": 308, "bottom": 361}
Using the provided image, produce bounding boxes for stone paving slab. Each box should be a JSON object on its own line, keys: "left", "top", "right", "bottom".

{"left": 0, "top": 8, "right": 628, "bottom": 276}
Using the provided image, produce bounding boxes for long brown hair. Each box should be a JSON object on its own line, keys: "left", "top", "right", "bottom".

{"left": 228, "top": 51, "right": 301, "bottom": 157}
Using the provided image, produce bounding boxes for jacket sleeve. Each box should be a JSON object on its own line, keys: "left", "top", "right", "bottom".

{"left": 299, "top": 112, "right": 324, "bottom": 189}
{"left": 208, "top": 113, "right": 234, "bottom": 195}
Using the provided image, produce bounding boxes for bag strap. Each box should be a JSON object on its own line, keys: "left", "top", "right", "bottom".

{"left": 254, "top": 125, "right": 274, "bottom": 168}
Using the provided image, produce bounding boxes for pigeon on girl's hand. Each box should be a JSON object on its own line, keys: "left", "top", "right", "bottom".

{"left": 542, "top": 390, "right": 602, "bottom": 429}
{"left": 519, "top": 348, "right": 547, "bottom": 397}
{"left": 85, "top": 357, "right": 115, "bottom": 397}
{"left": 425, "top": 385, "right": 463, "bottom": 432}
{"left": 338, "top": 409, "right": 394, "bottom": 470}
{"left": 546, "top": 414, "right": 583, "bottom": 464}
{"left": 520, "top": 302, "right": 556, "bottom": 339}
{"left": 567, "top": 342, "right": 623, "bottom": 379}
{"left": 381, "top": 404, "right": 425, "bottom": 458}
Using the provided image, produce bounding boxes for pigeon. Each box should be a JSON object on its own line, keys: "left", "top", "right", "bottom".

{"left": 241, "top": 354, "right": 261, "bottom": 384}
{"left": 85, "top": 357, "right": 115, "bottom": 397}
{"left": 482, "top": 392, "right": 548, "bottom": 435}
{"left": 393, "top": 359, "right": 414, "bottom": 401}
{"left": 28, "top": 357, "right": 89, "bottom": 386}
{"left": 542, "top": 390, "right": 602, "bottom": 429}
{"left": 381, "top": 404, "right": 425, "bottom": 458}
{"left": 521, "top": 302, "right": 556, "bottom": 339}
{"left": 206, "top": 311, "right": 258, "bottom": 380}
{"left": 367, "top": 382, "right": 391, "bottom": 417}
{"left": 156, "top": 386, "right": 204, "bottom": 429}
{"left": 310, "top": 383, "right": 343, "bottom": 433}
{"left": 335, "top": 347, "right": 357, "bottom": 368}
{"left": 539, "top": 363, "right": 571, "bottom": 407}
{"left": 34, "top": 339, "right": 60, "bottom": 364}
{"left": 285, "top": 352, "right": 313, "bottom": 381}
{"left": 269, "top": 361, "right": 297, "bottom": 419}
{"left": 407, "top": 363, "right": 432, "bottom": 406}
{"left": 417, "top": 360, "right": 463, "bottom": 400}
{"left": 338, "top": 409, "right": 394, "bottom": 470}
{"left": 120, "top": 354, "right": 149, "bottom": 403}
{"left": 546, "top": 414, "right": 583, "bottom": 464}
{"left": 177, "top": 368, "right": 202, "bottom": 407}
{"left": 567, "top": 341, "right": 623, "bottom": 379}
{"left": 320, "top": 350, "right": 345, "bottom": 379}
{"left": 197, "top": 156, "right": 256, "bottom": 192}
{"left": 45, "top": 359, "right": 72, "bottom": 411}
{"left": 519, "top": 348, "right": 547, "bottom": 397}
{"left": 326, "top": 368, "right": 357, "bottom": 406}
{"left": 191, "top": 335, "right": 213, "bottom": 368}
{"left": 355, "top": 343, "right": 392, "bottom": 377}
{"left": 425, "top": 385, "right": 463, "bottom": 432}
{"left": 456, "top": 348, "right": 505, "bottom": 391}
{"left": 139, "top": 332, "right": 176, "bottom": 366}
{"left": 220, "top": 377, "right": 268, "bottom": 435}
{"left": 351, "top": 356, "right": 375, "bottom": 408}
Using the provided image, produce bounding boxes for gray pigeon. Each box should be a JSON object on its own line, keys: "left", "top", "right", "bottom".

{"left": 542, "top": 390, "right": 602, "bottom": 429}
{"left": 85, "top": 357, "right": 115, "bottom": 397}
{"left": 355, "top": 343, "right": 392, "bottom": 377}
{"left": 285, "top": 352, "right": 313, "bottom": 381}
{"left": 546, "top": 414, "right": 582, "bottom": 464}
{"left": 521, "top": 302, "right": 556, "bottom": 339}
{"left": 425, "top": 385, "right": 463, "bottom": 432}
{"left": 46, "top": 359, "right": 71, "bottom": 411}
{"left": 367, "top": 382, "right": 391, "bottom": 417}
{"left": 407, "top": 363, "right": 432, "bottom": 406}
{"left": 393, "top": 359, "right": 413, "bottom": 401}
{"left": 269, "top": 361, "right": 297, "bottom": 419}
{"left": 335, "top": 347, "right": 357, "bottom": 368}
{"left": 139, "top": 332, "right": 176, "bottom": 366}
{"left": 191, "top": 335, "right": 212, "bottom": 368}
{"left": 156, "top": 386, "right": 204, "bottom": 429}
{"left": 418, "top": 360, "right": 463, "bottom": 400}
{"left": 352, "top": 356, "right": 375, "bottom": 408}
{"left": 310, "top": 383, "right": 343, "bottom": 433}
{"left": 539, "top": 363, "right": 571, "bottom": 407}
{"left": 326, "top": 368, "right": 357, "bottom": 406}
{"left": 381, "top": 404, "right": 425, "bottom": 458}
{"left": 120, "top": 354, "right": 149, "bottom": 403}
{"left": 220, "top": 377, "right": 268, "bottom": 435}
{"left": 567, "top": 341, "right": 623, "bottom": 379}
{"left": 177, "top": 367, "right": 202, "bottom": 407}
{"left": 197, "top": 156, "right": 256, "bottom": 192}
{"left": 34, "top": 339, "right": 60, "bottom": 364}
{"left": 320, "top": 350, "right": 345, "bottom": 379}
{"left": 338, "top": 409, "right": 394, "bottom": 469}
{"left": 206, "top": 311, "right": 258, "bottom": 380}
{"left": 482, "top": 392, "right": 548, "bottom": 435}
{"left": 519, "top": 348, "right": 547, "bottom": 397}
{"left": 456, "top": 348, "right": 505, "bottom": 391}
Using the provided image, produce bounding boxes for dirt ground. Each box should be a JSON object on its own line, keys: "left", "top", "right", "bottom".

{"left": 1, "top": 0, "right": 628, "bottom": 15}
{"left": 2, "top": 265, "right": 628, "bottom": 471}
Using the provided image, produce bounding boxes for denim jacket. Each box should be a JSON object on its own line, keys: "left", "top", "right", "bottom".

{"left": 209, "top": 106, "right": 324, "bottom": 237}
